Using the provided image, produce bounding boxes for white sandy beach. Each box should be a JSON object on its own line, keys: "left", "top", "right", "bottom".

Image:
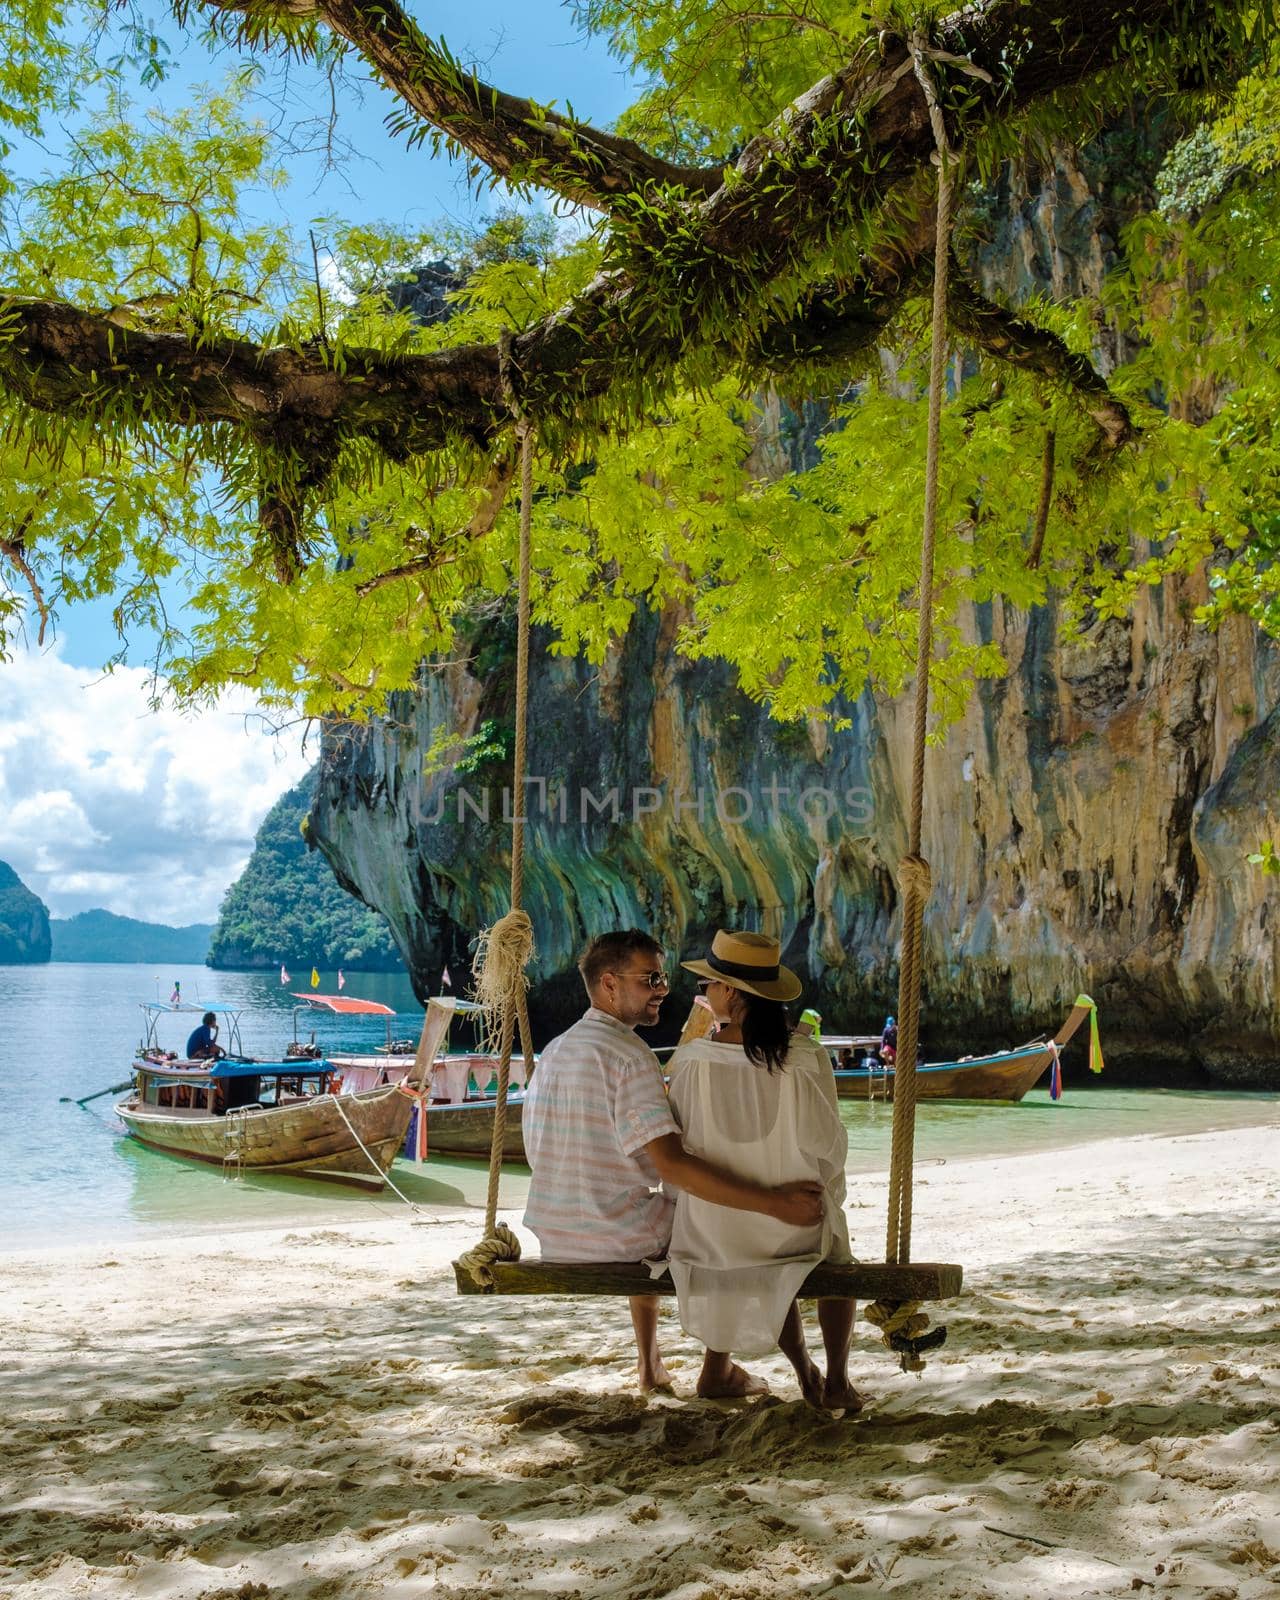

{"left": 2, "top": 1121, "right": 1278, "bottom": 1600}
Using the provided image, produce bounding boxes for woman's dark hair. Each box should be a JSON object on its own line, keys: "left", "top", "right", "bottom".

{"left": 738, "top": 990, "right": 791, "bottom": 1074}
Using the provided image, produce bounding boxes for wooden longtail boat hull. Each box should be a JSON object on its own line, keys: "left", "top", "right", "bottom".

{"left": 116, "top": 1083, "right": 415, "bottom": 1187}
{"left": 833, "top": 1003, "right": 1093, "bottom": 1103}
{"left": 418, "top": 1098, "right": 526, "bottom": 1161}
{"left": 116, "top": 1001, "right": 459, "bottom": 1189}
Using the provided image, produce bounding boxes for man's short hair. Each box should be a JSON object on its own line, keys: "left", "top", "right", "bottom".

{"left": 578, "top": 930, "right": 663, "bottom": 992}
{"left": 202, "top": 1011, "right": 217, "bottom": 1026}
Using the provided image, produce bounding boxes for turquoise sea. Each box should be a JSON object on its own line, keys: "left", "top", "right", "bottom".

{"left": 2, "top": 961, "right": 1276, "bottom": 1252}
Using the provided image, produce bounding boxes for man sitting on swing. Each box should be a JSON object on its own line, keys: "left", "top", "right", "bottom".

{"left": 523, "top": 929, "right": 825, "bottom": 1395}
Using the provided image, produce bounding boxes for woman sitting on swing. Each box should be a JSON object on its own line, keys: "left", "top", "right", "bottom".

{"left": 666, "top": 931, "right": 864, "bottom": 1412}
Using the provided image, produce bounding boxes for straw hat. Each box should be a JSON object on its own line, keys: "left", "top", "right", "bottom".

{"left": 682, "top": 930, "right": 802, "bottom": 1002}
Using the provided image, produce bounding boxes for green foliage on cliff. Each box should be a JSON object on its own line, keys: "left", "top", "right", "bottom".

{"left": 207, "top": 775, "right": 405, "bottom": 972}
{"left": 1247, "top": 841, "right": 1280, "bottom": 876}
{"left": 50, "top": 910, "right": 212, "bottom": 963}
{"left": 0, "top": 2, "right": 1278, "bottom": 728}
{"left": 0, "top": 860, "right": 51, "bottom": 964}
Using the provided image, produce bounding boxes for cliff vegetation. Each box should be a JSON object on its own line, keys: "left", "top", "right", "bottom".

{"left": 0, "top": 861, "right": 51, "bottom": 965}
{"left": 208, "top": 774, "right": 404, "bottom": 974}
{"left": 50, "top": 911, "right": 213, "bottom": 965}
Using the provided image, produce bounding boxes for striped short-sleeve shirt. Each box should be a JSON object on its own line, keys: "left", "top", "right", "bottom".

{"left": 522, "top": 1006, "right": 678, "bottom": 1262}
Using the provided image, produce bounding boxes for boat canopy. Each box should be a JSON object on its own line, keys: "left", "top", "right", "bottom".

{"left": 140, "top": 1001, "right": 247, "bottom": 1056}
{"left": 142, "top": 1000, "right": 242, "bottom": 1016}
{"left": 290, "top": 993, "right": 483, "bottom": 1016}
{"left": 138, "top": 1058, "right": 334, "bottom": 1082}
{"left": 291, "top": 993, "right": 396, "bottom": 1015}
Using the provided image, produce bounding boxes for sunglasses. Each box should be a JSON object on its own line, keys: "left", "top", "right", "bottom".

{"left": 615, "top": 968, "right": 670, "bottom": 991}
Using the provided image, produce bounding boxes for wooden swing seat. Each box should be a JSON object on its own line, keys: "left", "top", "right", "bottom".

{"left": 453, "top": 1257, "right": 962, "bottom": 1299}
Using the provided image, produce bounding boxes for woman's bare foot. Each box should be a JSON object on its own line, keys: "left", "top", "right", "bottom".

{"left": 638, "top": 1356, "right": 675, "bottom": 1395}
{"left": 697, "top": 1362, "right": 770, "bottom": 1399}
{"left": 822, "top": 1375, "right": 866, "bottom": 1415}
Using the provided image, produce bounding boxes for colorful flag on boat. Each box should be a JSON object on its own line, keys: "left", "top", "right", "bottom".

{"left": 441, "top": 965, "right": 452, "bottom": 989}
{"left": 311, "top": 967, "right": 320, "bottom": 989}
{"left": 169, "top": 981, "right": 181, "bottom": 1004}
{"left": 337, "top": 970, "right": 345, "bottom": 990}
{"left": 1074, "top": 993, "right": 1105, "bottom": 1074}
{"left": 280, "top": 964, "right": 290, "bottom": 985}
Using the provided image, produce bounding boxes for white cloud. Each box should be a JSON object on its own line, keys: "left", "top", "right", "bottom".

{"left": 0, "top": 646, "right": 313, "bottom": 925}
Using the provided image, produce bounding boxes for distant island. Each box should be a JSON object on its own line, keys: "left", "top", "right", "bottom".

{"left": 0, "top": 860, "right": 52, "bottom": 963}
{"left": 50, "top": 909, "right": 214, "bottom": 964}
{"left": 208, "top": 772, "right": 405, "bottom": 973}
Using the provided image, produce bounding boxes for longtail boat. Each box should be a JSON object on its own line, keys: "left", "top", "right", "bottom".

{"left": 829, "top": 1001, "right": 1094, "bottom": 1101}
{"left": 319, "top": 994, "right": 531, "bottom": 1163}
{"left": 116, "top": 999, "right": 455, "bottom": 1186}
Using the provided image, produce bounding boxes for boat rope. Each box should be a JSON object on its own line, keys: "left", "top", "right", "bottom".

{"left": 330, "top": 1090, "right": 429, "bottom": 1214}
{"left": 456, "top": 341, "right": 536, "bottom": 1287}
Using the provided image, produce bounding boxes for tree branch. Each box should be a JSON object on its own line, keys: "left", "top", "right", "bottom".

{"left": 1028, "top": 428, "right": 1056, "bottom": 567}
{"left": 355, "top": 447, "right": 517, "bottom": 595}
{"left": 0, "top": 511, "right": 50, "bottom": 644}
{"left": 0, "top": 294, "right": 503, "bottom": 456}
{"left": 0, "top": 0, "right": 1200, "bottom": 528}
{"left": 946, "top": 277, "right": 1135, "bottom": 457}
{"left": 197, "top": 0, "right": 723, "bottom": 210}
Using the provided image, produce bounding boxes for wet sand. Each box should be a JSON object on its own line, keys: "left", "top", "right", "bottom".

{"left": 2, "top": 1122, "right": 1278, "bottom": 1599}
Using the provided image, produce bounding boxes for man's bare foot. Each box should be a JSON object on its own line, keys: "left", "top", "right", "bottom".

{"left": 795, "top": 1357, "right": 826, "bottom": 1410}
{"left": 697, "top": 1363, "right": 770, "bottom": 1400}
{"left": 638, "top": 1357, "right": 675, "bottom": 1395}
{"left": 822, "top": 1376, "right": 866, "bottom": 1415}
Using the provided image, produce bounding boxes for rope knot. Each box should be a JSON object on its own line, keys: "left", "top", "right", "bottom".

{"left": 865, "top": 1298, "right": 945, "bottom": 1373}
{"left": 865, "top": 1299, "right": 930, "bottom": 1340}
{"left": 898, "top": 853, "right": 933, "bottom": 898}
{"left": 472, "top": 908, "right": 535, "bottom": 1056}
{"left": 454, "top": 1221, "right": 523, "bottom": 1290}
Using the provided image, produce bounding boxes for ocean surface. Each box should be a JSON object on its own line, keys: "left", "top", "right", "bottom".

{"left": 2, "top": 962, "right": 1276, "bottom": 1252}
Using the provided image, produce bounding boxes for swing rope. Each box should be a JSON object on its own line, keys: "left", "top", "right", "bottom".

{"left": 883, "top": 31, "right": 955, "bottom": 1271}
{"left": 455, "top": 334, "right": 537, "bottom": 1285}
{"left": 869, "top": 31, "right": 970, "bottom": 1367}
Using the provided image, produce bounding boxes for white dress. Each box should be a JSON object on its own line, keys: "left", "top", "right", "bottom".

{"left": 665, "top": 1035, "right": 853, "bottom": 1357}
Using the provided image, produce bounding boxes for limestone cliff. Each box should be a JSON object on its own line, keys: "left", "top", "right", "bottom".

{"left": 309, "top": 592, "right": 1279, "bottom": 1082}
{"left": 0, "top": 860, "right": 51, "bottom": 964}
{"left": 307, "top": 124, "right": 1280, "bottom": 1084}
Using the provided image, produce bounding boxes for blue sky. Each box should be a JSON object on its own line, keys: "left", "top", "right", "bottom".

{"left": 2, "top": 2, "right": 638, "bottom": 924}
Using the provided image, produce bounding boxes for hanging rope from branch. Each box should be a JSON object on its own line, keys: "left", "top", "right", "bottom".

{"left": 455, "top": 332, "right": 537, "bottom": 1286}
{"left": 882, "top": 32, "right": 958, "bottom": 1279}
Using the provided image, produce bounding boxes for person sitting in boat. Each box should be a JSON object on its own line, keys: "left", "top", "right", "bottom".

{"left": 186, "top": 1012, "right": 225, "bottom": 1061}
{"left": 522, "top": 929, "right": 824, "bottom": 1396}
{"left": 879, "top": 1015, "right": 897, "bottom": 1065}
{"left": 664, "top": 931, "right": 862, "bottom": 1412}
